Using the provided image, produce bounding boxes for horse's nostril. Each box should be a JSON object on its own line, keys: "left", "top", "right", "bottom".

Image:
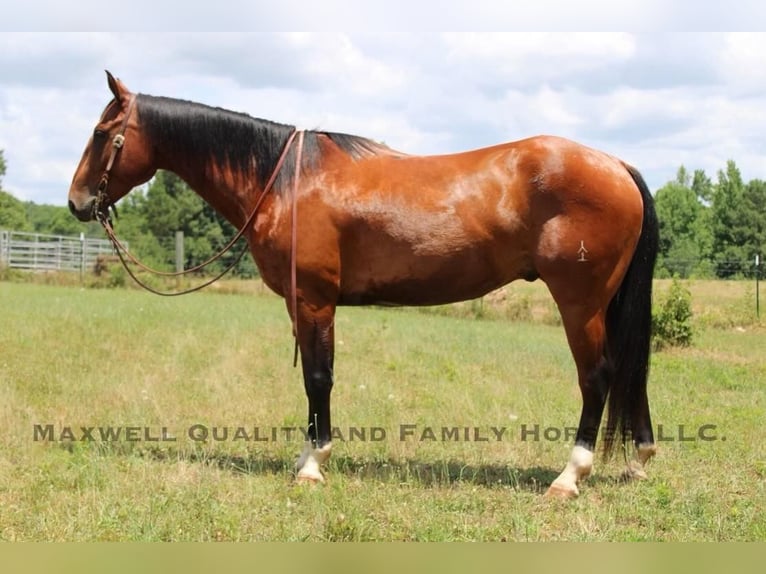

{"left": 68, "top": 200, "right": 77, "bottom": 215}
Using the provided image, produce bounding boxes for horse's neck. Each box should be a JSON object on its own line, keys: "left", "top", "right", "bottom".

{"left": 160, "top": 157, "right": 258, "bottom": 229}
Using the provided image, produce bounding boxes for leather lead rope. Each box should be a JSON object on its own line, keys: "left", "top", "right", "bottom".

{"left": 98, "top": 128, "right": 301, "bottom": 279}
{"left": 94, "top": 95, "right": 306, "bottom": 362}
{"left": 291, "top": 130, "right": 305, "bottom": 367}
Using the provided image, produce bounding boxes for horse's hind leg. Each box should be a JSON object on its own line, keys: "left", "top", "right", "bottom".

{"left": 544, "top": 303, "right": 610, "bottom": 499}
{"left": 622, "top": 384, "right": 656, "bottom": 481}
{"left": 542, "top": 281, "right": 656, "bottom": 497}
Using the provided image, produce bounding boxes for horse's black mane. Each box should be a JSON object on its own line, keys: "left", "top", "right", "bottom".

{"left": 137, "top": 94, "right": 397, "bottom": 191}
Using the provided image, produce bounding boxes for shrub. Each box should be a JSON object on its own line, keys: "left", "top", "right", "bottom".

{"left": 499, "top": 294, "right": 530, "bottom": 322}
{"left": 652, "top": 278, "right": 694, "bottom": 350}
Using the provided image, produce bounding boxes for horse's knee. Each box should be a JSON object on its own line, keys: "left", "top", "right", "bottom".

{"left": 306, "top": 369, "right": 333, "bottom": 393}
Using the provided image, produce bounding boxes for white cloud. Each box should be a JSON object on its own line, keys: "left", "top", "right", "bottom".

{"left": 718, "top": 33, "right": 766, "bottom": 93}
{"left": 3, "top": 32, "right": 766, "bottom": 207}
{"left": 2, "top": 1, "right": 763, "bottom": 32}
{"left": 444, "top": 33, "right": 636, "bottom": 63}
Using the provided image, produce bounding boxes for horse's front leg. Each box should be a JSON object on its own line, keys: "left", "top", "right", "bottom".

{"left": 293, "top": 300, "right": 336, "bottom": 483}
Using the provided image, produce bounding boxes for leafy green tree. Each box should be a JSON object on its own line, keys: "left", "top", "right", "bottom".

{"left": 1, "top": 147, "right": 256, "bottom": 278}
{"left": 655, "top": 161, "right": 762, "bottom": 279}
{"left": 741, "top": 179, "right": 766, "bottom": 267}
{"left": 711, "top": 161, "right": 751, "bottom": 277}
{"left": 109, "top": 189, "right": 171, "bottom": 271}
{"left": 130, "top": 171, "right": 256, "bottom": 275}
{"left": 0, "top": 151, "right": 32, "bottom": 231}
{"left": 25, "top": 203, "right": 101, "bottom": 237}
{"left": 654, "top": 166, "right": 712, "bottom": 277}
{"left": 691, "top": 169, "right": 714, "bottom": 204}
{"left": 0, "top": 190, "right": 31, "bottom": 231}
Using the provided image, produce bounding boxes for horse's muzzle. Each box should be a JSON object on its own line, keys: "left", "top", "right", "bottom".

{"left": 68, "top": 196, "right": 97, "bottom": 222}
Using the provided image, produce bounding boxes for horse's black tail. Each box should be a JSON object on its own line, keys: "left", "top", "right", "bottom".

{"left": 602, "top": 164, "right": 659, "bottom": 459}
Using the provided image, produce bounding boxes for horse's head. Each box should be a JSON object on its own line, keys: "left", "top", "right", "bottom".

{"left": 68, "top": 71, "right": 157, "bottom": 222}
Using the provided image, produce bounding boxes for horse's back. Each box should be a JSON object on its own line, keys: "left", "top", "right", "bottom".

{"left": 319, "top": 135, "right": 644, "bottom": 306}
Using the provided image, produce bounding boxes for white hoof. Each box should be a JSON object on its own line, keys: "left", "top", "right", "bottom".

{"left": 295, "top": 442, "right": 332, "bottom": 483}
{"left": 545, "top": 481, "right": 579, "bottom": 499}
{"left": 546, "top": 445, "right": 593, "bottom": 500}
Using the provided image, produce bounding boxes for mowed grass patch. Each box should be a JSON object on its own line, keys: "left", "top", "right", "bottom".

{"left": 0, "top": 281, "right": 764, "bottom": 541}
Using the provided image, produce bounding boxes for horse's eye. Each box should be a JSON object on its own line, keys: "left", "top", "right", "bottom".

{"left": 93, "top": 128, "right": 107, "bottom": 140}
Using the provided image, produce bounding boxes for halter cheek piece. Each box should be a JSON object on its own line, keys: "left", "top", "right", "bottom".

{"left": 94, "top": 95, "right": 136, "bottom": 224}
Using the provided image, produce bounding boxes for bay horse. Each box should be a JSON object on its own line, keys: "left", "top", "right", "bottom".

{"left": 69, "top": 72, "right": 659, "bottom": 498}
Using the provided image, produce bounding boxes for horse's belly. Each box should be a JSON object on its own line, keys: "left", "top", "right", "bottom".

{"left": 338, "top": 245, "right": 530, "bottom": 306}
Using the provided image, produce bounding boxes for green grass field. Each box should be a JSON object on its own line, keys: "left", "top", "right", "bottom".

{"left": 0, "top": 278, "right": 764, "bottom": 541}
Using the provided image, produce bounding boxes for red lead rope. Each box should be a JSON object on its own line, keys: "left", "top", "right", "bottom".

{"left": 291, "top": 130, "right": 305, "bottom": 368}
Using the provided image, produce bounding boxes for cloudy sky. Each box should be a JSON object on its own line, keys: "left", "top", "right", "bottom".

{"left": 2, "top": 31, "right": 766, "bottom": 206}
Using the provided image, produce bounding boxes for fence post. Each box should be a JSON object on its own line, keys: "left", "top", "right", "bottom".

{"left": 175, "top": 231, "right": 184, "bottom": 273}
{"left": 80, "top": 232, "right": 86, "bottom": 283}
{"left": 175, "top": 231, "right": 185, "bottom": 290}
{"left": 755, "top": 255, "right": 761, "bottom": 319}
{"left": 0, "top": 230, "right": 8, "bottom": 268}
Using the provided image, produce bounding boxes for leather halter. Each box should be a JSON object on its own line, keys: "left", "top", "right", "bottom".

{"left": 94, "top": 95, "right": 136, "bottom": 222}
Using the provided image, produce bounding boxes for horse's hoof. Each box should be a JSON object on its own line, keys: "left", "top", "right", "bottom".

{"left": 621, "top": 461, "right": 648, "bottom": 481}
{"left": 544, "top": 483, "right": 579, "bottom": 499}
{"left": 295, "top": 472, "right": 325, "bottom": 485}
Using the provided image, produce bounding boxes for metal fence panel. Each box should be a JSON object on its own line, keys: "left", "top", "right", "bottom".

{"left": 0, "top": 230, "right": 123, "bottom": 273}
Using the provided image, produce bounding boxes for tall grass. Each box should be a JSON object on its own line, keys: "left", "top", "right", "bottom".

{"left": 0, "top": 280, "right": 763, "bottom": 541}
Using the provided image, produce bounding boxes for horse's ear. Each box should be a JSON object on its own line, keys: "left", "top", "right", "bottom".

{"left": 105, "top": 70, "right": 131, "bottom": 103}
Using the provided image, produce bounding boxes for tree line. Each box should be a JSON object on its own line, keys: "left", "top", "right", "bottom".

{"left": 0, "top": 158, "right": 255, "bottom": 277}
{"left": 1, "top": 147, "right": 763, "bottom": 279}
{"left": 655, "top": 161, "right": 765, "bottom": 278}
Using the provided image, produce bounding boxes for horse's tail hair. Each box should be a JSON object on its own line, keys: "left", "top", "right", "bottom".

{"left": 602, "top": 164, "right": 659, "bottom": 459}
